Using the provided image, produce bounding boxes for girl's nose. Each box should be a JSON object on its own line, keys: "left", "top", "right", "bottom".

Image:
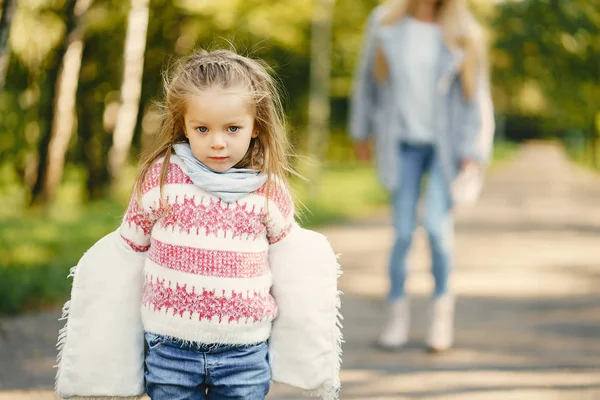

{"left": 211, "top": 133, "right": 226, "bottom": 149}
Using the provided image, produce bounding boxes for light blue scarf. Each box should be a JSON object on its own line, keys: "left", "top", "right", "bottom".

{"left": 173, "top": 143, "right": 268, "bottom": 203}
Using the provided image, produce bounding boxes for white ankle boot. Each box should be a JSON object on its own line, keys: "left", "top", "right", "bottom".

{"left": 378, "top": 298, "right": 410, "bottom": 349}
{"left": 426, "top": 294, "right": 455, "bottom": 352}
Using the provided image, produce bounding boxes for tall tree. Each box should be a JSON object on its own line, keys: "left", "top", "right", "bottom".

{"left": 0, "top": 0, "right": 17, "bottom": 94}
{"left": 307, "top": 0, "right": 335, "bottom": 197}
{"left": 30, "top": 0, "right": 78, "bottom": 205}
{"left": 108, "top": 0, "right": 150, "bottom": 186}
{"left": 43, "top": 0, "right": 94, "bottom": 202}
{"left": 75, "top": 1, "right": 129, "bottom": 201}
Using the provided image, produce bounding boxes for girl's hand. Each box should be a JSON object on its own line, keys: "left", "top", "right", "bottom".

{"left": 354, "top": 141, "right": 371, "bottom": 163}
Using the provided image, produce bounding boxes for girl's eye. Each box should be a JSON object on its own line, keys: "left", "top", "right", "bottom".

{"left": 228, "top": 126, "right": 240, "bottom": 133}
{"left": 196, "top": 126, "right": 208, "bottom": 133}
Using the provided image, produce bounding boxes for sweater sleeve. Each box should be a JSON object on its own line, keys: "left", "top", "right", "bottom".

{"left": 263, "top": 179, "right": 295, "bottom": 245}
{"left": 118, "top": 163, "right": 162, "bottom": 252}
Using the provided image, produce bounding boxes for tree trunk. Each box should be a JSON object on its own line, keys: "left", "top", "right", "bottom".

{"left": 79, "top": 95, "right": 110, "bottom": 200}
{"left": 108, "top": 0, "right": 150, "bottom": 186}
{"left": 306, "top": 0, "right": 335, "bottom": 199}
{"left": 30, "top": 0, "right": 78, "bottom": 206}
{"left": 43, "top": 0, "right": 94, "bottom": 202}
{"left": 0, "top": 0, "right": 17, "bottom": 94}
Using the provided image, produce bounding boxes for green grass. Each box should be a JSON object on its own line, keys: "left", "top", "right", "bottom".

{"left": 565, "top": 141, "right": 600, "bottom": 173}
{"left": 0, "top": 200, "right": 126, "bottom": 313}
{"left": 491, "top": 140, "right": 518, "bottom": 165}
{"left": 293, "top": 163, "right": 389, "bottom": 227}
{"left": 0, "top": 141, "right": 518, "bottom": 315}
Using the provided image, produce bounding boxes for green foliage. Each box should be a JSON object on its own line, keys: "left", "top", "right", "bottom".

{"left": 493, "top": 0, "right": 599, "bottom": 131}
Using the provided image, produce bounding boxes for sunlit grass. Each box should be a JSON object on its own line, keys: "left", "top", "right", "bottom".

{"left": 0, "top": 199, "right": 125, "bottom": 314}
{"left": 565, "top": 140, "right": 600, "bottom": 173}
{"left": 491, "top": 140, "right": 518, "bottom": 165}
{"left": 293, "top": 162, "right": 389, "bottom": 226}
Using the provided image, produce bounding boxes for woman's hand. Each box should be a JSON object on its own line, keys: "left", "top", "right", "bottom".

{"left": 354, "top": 141, "right": 371, "bottom": 163}
{"left": 461, "top": 159, "right": 479, "bottom": 172}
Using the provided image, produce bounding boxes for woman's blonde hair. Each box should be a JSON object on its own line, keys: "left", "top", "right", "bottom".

{"left": 374, "top": 0, "right": 485, "bottom": 100}
{"left": 133, "top": 49, "right": 293, "bottom": 204}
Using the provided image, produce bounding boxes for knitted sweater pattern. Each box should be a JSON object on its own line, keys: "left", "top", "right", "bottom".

{"left": 118, "top": 155, "right": 294, "bottom": 345}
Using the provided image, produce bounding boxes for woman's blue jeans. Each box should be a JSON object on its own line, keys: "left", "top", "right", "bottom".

{"left": 388, "top": 142, "right": 453, "bottom": 301}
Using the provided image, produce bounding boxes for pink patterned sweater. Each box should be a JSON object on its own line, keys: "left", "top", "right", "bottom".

{"left": 118, "top": 155, "right": 294, "bottom": 345}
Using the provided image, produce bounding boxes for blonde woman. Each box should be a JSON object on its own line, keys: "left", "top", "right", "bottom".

{"left": 349, "top": 0, "right": 494, "bottom": 351}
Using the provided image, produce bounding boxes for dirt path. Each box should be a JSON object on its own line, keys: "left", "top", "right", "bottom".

{"left": 2, "top": 143, "right": 600, "bottom": 399}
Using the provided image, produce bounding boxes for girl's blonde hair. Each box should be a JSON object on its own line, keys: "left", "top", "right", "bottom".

{"left": 374, "top": 0, "right": 486, "bottom": 100}
{"left": 134, "top": 49, "right": 293, "bottom": 204}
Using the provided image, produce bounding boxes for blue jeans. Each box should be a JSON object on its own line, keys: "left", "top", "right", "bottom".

{"left": 144, "top": 332, "right": 271, "bottom": 400}
{"left": 388, "top": 143, "right": 453, "bottom": 301}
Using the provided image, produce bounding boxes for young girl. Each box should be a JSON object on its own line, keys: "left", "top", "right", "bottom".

{"left": 56, "top": 49, "right": 342, "bottom": 400}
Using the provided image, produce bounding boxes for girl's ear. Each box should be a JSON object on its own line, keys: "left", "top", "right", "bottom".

{"left": 251, "top": 129, "right": 259, "bottom": 139}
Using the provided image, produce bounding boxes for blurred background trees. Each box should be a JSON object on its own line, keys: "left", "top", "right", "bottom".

{"left": 2, "top": 0, "right": 595, "bottom": 207}
{"left": 0, "top": 0, "right": 598, "bottom": 313}
{"left": 493, "top": 0, "right": 599, "bottom": 166}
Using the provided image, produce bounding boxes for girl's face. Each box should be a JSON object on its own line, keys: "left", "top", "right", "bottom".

{"left": 183, "top": 86, "right": 257, "bottom": 172}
